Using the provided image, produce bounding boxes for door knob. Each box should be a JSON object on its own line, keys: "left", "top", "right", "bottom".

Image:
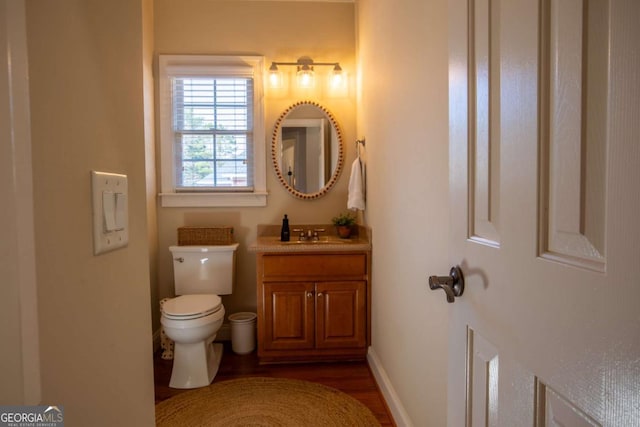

{"left": 428, "top": 266, "right": 464, "bottom": 303}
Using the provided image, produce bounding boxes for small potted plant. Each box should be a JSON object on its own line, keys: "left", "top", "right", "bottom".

{"left": 331, "top": 211, "right": 357, "bottom": 238}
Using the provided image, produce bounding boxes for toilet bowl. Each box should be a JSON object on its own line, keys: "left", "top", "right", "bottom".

{"left": 161, "top": 294, "right": 225, "bottom": 389}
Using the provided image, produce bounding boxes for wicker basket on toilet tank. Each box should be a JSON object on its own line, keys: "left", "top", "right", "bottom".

{"left": 177, "top": 226, "right": 234, "bottom": 246}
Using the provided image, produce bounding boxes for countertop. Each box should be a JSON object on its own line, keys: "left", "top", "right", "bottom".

{"left": 248, "top": 224, "right": 372, "bottom": 253}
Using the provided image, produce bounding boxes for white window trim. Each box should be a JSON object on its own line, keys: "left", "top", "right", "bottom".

{"left": 158, "top": 54, "right": 267, "bottom": 207}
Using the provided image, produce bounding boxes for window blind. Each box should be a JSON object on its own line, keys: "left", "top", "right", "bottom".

{"left": 171, "top": 74, "right": 254, "bottom": 191}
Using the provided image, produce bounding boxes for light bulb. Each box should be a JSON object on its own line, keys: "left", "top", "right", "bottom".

{"left": 268, "top": 63, "right": 282, "bottom": 88}
{"left": 297, "top": 65, "right": 314, "bottom": 88}
{"left": 331, "top": 72, "right": 343, "bottom": 87}
{"left": 269, "top": 71, "right": 282, "bottom": 88}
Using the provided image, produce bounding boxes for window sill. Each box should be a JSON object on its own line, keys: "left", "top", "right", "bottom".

{"left": 159, "top": 192, "right": 268, "bottom": 208}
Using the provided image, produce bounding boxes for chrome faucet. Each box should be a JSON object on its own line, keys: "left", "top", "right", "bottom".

{"left": 292, "top": 228, "right": 325, "bottom": 241}
{"left": 292, "top": 228, "right": 308, "bottom": 241}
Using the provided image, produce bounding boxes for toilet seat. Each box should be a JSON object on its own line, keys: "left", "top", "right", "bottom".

{"left": 162, "top": 294, "right": 222, "bottom": 320}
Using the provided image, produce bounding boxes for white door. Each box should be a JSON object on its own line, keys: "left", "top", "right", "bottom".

{"left": 446, "top": 0, "right": 639, "bottom": 426}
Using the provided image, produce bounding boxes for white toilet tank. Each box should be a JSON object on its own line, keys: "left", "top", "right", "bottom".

{"left": 169, "top": 243, "right": 239, "bottom": 295}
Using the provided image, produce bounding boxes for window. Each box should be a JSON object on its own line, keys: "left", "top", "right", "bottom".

{"left": 175, "top": 77, "right": 251, "bottom": 189}
{"left": 158, "top": 55, "right": 266, "bottom": 207}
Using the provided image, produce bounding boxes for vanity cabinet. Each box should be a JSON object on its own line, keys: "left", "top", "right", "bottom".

{"left": 256, "top": 252, "right": 371, "bottom": 363}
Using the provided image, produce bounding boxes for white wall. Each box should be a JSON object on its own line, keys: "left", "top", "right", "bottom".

{"left": 357, "top": 1, "right": 451, "bottom": 425}
{"left": 0, "top": 0, "right": 40, "bottom": 405}
{"left": 25, "top": 0, "right": 156, "bottom": 424}
{"left": 143, "top": 0, "right": 160, "bottom": 355}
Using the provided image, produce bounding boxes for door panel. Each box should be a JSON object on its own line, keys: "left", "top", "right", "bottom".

{"left": 263, "top": 282, "right": 314, "bottom": 350}
{"left": 316, "top": 281, "right": 366, "bottom": 349}
{"left": 448, "top": 0, "right": 639, "bottom": 426}
{"left": 535, "top": 381, "right": 601, "bottom": 427}
{"left": 467, "top": 328, "right": 499, "bottom": 427}
{"left": 468, "top": 0, "right": 501, "bottom": 247}
{"left": 539, "top": 0, "right": 608, "bottom": 272}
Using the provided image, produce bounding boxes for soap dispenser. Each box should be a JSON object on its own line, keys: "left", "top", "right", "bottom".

{"left": 280, "top": 214, "right": 290, "bottom": 242}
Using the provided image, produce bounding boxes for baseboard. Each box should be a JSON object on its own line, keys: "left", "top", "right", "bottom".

{"left": 367, "top": 347, "right": 414, "bottom": 427}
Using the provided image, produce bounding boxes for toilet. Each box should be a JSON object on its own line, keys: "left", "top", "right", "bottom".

{"left": 161, "top": 243, "right": 239, "bottom": 389}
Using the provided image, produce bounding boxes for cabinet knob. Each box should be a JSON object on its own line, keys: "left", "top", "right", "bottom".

{"left": 317, "top": 292, "right": 323, "bottom": 297}
{"left": 307, "top": 292, "right": 313, "bottom": 298}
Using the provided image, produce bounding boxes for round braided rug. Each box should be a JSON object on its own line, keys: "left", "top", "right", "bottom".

{"left": 156, "top": 377, "right": 381, "bottom": 426}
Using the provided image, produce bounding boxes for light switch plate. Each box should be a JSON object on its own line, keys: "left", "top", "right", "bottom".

{"left": 91, "top": 171, "right": 128, "bottom": 255}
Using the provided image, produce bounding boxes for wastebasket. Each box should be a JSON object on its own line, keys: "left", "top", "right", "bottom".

{"left": 228, "top": 312, "right": 257, "bottom": 354}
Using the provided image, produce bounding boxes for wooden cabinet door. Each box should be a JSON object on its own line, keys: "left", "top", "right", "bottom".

{"left": 315, "top": 281, "right": 366, "bottom": 349}
{"left": 263, "top": 282, "right": 315, "bottom": 351}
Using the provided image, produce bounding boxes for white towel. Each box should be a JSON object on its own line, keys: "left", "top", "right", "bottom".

{"left": 347, "top": 158, "right": 366, "bottom": 211}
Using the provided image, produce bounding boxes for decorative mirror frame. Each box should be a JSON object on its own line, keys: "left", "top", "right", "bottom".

{"left": 271, "top": 100, "right": 344, "bottom": 199}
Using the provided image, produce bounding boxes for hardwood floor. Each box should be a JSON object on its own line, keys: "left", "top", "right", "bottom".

{"left": 154, "top": 342, "right": 395, "bottom": 426}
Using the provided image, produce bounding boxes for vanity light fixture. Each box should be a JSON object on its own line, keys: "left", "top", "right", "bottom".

{"left": 268, "top": 56, "right": 343, "bottom": 89}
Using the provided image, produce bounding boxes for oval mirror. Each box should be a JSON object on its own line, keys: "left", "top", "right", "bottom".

{"left": 271, "top": 101, "right": 344, "bottom": 199}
